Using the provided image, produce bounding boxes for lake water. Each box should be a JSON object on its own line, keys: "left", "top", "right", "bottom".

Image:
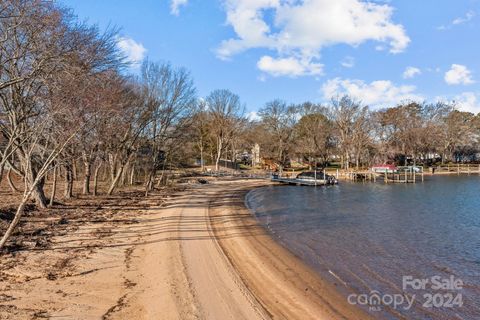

{"left": 246, "top": 176, "right": 480, "bottom": 319}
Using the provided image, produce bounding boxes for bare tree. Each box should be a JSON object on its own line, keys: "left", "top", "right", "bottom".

{"left": 351, "top": 108, "right": 372, "bottom": 169}
{"left": 206, "top": 89, "right": 244, "bottom": 171}
{"left": 294, "top": 102, "right": 333, "bottom": 168}
{"left": 105, "top": 81, "right": 151, "bottom": 195}
{"left": 374, "top": 102, "right": 452, "bottom": 166}
{"left": 0, "top": 0, "right": 124, "bottom": 205}
{"left": 328, "top": 96, "right": 370, "bottom": 169}
{"left": 0, "top": 104, "right": 79, "bottom": 249}
{"left": 191, "top": 100, "right": 210, "bottom": 171}
{"left": 0, "top": 0, "right": 124, "bottom": 247}
{"left": 141, "top": 61, "right": 196, "bottom": 194}
{"left": 440, "top": 109, "right": 475, "bottom": 163}
{"left": 258, "top": 100, "right": 297, "bottom": 173}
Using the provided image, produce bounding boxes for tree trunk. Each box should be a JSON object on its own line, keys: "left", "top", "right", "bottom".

{"left": 72, "top": 160, "right": 77, "bottom": 180}
{"left": 107, "top": 165, "right": 124, "bottom": 195}
{"left": 108, "top": 154, "right": 117, "bottom": 183}
{"left": 200, "top": 145, "right": 204, "bottom": 172}
{"left": 156, "top": 162, "right": 168, "bottom": 189}
{"left": 145, "top": 169, "right": 154, "bottom": 196}
{"left": 156, "top": 170, "right": 164, "bottom": 189}
{"left": 31, "top": 177, "right": 47, "bottom": 209}
{"left": 50, "top": 165, "right": 57, "bottom": 206}
{"left": 215, "top": 138, "right": 222, "bottom": 171}
{"left": 231, "top": 146, "right": 237, "bottom": 171}
{"left": 7, "top": 168, "right": 21, "bottom": 193}
{"left": 20, "top": 153, "right": 47, "bottom": 208}
{"left": 156, "top": 153, "right": 169, "bottom": 189}
{"left": 64, "top": 163, "right": 74, "bottom": 199}
{"left": 0, "top": 195, "right": 29, "bottom": 250}
{"left": 129, "top": 164, "right": 135, "bottom": 185}
{"left": 93, "top": 162, "right": 102, "bottom": 196}
{"left": 82, "top": 160, "right": 91, "bottom": 195}
{"left": 0, "top": 166, "right": 50, "bottom": 248}
{"left": 146, "top": 161, "right": 160, "bottom": 196}
{"left": 121, "top": 164, "right": 128, "bottom": 186}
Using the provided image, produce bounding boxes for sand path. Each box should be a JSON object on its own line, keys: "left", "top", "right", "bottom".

{"left": 177, "top": 188, "right": 268, "bottom": 320}
{"left": 104, "top": 182, "right": 270, "bottom": 319}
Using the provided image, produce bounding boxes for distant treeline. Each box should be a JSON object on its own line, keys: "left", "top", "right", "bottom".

{"left": 245, "top": 97, "right": 480, "bottom": 172}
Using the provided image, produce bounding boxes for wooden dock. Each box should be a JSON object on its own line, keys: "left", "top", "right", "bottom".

{"left": 273, "top": 164, "right": 480, "bottom": 186}
{"left": 432, "top": 164, "right": 480, "bottom": 175}
{"left": 343, "top": 164, "right": 480, "bottom": 184}
{"left": 342, "top": 167, "right": 425, "bottom": 183}
{"left": 271, "top": 177, "right": 336, "bottom": 186}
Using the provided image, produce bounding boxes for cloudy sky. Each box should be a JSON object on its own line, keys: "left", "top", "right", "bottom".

{"left": 62, "top": 0, "right": 480, "bottom": 114}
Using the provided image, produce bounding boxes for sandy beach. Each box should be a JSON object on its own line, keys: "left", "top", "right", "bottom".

{"left": 0, "top": 178, "right": 370, "bottom": 319}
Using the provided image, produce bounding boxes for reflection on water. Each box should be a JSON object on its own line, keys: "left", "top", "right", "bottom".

{"left": 246, "top": 176, "right": 480, "bottom": 319}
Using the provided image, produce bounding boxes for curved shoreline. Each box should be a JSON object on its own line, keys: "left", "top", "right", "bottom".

{"left": 207, "top": 179, "right": 372, "bottom": 320}
{"left": 0, "top": 178, "right": 372, "bottom": 319}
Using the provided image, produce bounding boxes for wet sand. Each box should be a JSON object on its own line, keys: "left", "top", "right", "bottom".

{"left": 207, "top": 179, "right": 371, "bottom": 320}
{"left": 0, "top": 179, "right": 370, "bottom": 319}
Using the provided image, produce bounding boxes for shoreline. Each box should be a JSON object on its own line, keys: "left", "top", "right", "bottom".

{"left": 0, "top": 178, "right": 371, "bottom": 319}
{"left": 206, "top": 179, "right": 372, "bottom": 320}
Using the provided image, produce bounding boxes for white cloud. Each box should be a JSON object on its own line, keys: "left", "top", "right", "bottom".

{"left": 403, "top": 66, "right": 421, "bottom": 79}
{"left": 217, "top": 0, "right": 410, "bottom": 77}
{"left": 341, "top": 56, "right": 355, "bottom": 68}
{"left": 444, "top": 64, "right": 474, "bottom": 85}
{"left": 453, "top": 10, "right": 475, "bottom": 25}
{"left": 257, "top": 55, "right": 323, "bottom": 77}
{"left": 170, "top": 0, "right": 188, "bottom": 16}
{"left": 247, "top": 111, "right": 261, "bottom": 121}
{"left": 453, "top": 92, "right": 480, "bottom": 114}
{"left": 438, "top": 10, "right": 475, "bottom": 30}
{"left": 117, "top": 37, "right": 147, "bottom": 67}
{"left": 321, "top": 78, "right": 422, "bottom": 108}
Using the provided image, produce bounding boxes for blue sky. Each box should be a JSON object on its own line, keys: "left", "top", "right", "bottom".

{"left": 60, "top": 0, "right": 480, "bottom": 115}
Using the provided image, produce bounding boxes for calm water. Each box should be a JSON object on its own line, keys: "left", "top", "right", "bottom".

{"left": 246, "top": 176, "right": 480, "bottom": 319}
